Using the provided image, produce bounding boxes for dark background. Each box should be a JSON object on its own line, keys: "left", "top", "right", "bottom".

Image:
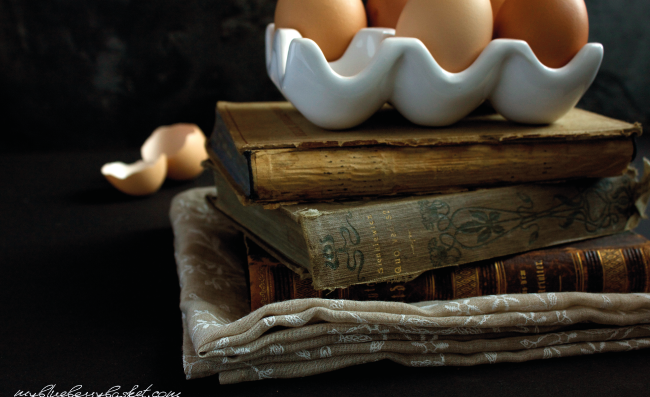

{"left": 2, "top": 0, "right": 650, "bottom": 396}
{"left": 1, "top": 0, "right": 649, "bottom": 152}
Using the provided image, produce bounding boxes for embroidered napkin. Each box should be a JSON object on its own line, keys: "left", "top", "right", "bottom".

{"left": 172, "top": 188, "right": 650, "bottom": 384}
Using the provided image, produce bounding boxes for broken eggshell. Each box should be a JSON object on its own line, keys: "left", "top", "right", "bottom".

{"left": 141, "top": 123, "right": 208, "bottom": 181}
{"left": 101, "top": 154, "right": 167, "bottom": 196}
{"left": 102, "top": 123, "right": 208, "bottom": 196}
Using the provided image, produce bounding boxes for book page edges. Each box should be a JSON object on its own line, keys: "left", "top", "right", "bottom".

{"left": 250, "top": 139, "right": 634, "bottom": 203}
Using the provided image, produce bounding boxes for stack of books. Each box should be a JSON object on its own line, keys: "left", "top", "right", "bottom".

{"left": 205, "top": 101, "right": 649, "bottom": 310}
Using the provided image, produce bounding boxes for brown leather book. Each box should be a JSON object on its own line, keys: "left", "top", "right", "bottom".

{"left": 247, "top": 232, "right": 650, "bottom": 311}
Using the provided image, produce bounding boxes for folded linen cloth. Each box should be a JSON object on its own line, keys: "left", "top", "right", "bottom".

{"left": 172, "top": 187, "right": 650, "bottom": 384}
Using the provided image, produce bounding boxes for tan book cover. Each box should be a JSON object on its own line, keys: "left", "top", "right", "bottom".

{"left": 208, "top": 101, "right": 641, "bottom": 204}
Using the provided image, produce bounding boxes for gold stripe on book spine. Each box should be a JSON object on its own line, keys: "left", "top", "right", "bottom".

{"left": 597, "top": 249, "right": 629, "bottom": 292}
{"left": 259, "top": 266, "right": 269, "bottom": 307}
{"left": 572, "top": 252, "right": 586, "bottom": 292}
{"left": 642, "top": 248, "right": 650, "bottom": 293}
{"left": 427, "top": 273, "right": 436, "bottom": 301}
{"left": 494, "top": 261, "right": 507, "bottom": 294}
{"left": 453, "top": 267, "right": 481, "bottom": 298}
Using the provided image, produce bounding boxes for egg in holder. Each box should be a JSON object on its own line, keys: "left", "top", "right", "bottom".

{"left": 265, "top": 24, "right": 603, "bottom": 129}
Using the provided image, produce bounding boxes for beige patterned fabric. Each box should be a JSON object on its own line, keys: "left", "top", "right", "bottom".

{"left": 173, "top": 187, "right": 650, "bottom": 384}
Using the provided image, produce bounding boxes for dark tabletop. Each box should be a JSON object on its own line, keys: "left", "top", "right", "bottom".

{"left": 2, "top": 148, "right": 650, "bottom": 397}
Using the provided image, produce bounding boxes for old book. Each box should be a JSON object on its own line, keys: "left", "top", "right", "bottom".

{"left": 208, "top": 101, "right": 640, "bottom": 204}
{"left": 207, "top": 161, "right": 650, "bottom": 290}
{"left": 246, "top": 233, "right": 650, "bottom": 311}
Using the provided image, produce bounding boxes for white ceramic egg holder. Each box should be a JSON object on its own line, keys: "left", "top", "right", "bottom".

{"left": 266, "top": 23, "right": 603, "bottom": 129}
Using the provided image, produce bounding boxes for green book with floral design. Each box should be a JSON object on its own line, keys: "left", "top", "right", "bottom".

{"left": 208, "top": 162, "right": 650, "bottom": 290}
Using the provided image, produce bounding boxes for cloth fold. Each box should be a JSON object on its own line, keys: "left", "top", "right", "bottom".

{"left": 173, "top": 188, "right": 650, "bottom": 384}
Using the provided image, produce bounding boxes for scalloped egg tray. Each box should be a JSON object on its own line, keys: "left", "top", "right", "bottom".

{"left": 265, "top": 23, "right": 603, "bottom": 130}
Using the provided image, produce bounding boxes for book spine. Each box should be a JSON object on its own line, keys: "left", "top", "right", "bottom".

{"left": 300, "top": 173, "right": 644, "bottom": 290}
{"left": 251, "top": 140, "right": 634, "bottom": 202}
{"left": 209, "top": 109, "right": 252, "bottom": 198}
{"left": 249, "top": 242, "right": 650, "bottom": 311}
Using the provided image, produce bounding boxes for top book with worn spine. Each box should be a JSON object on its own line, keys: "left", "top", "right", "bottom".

{"left": 209, "top": 101, "right": 641, "bottom": 204}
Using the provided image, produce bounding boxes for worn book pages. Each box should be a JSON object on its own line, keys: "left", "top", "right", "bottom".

{"left": 172, "top": 188, "right": 650, "bottom": 384}
{"left": 247, "top": 141, "right": 634, "bottom": 202}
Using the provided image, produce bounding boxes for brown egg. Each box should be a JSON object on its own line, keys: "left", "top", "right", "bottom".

{"left": 494, "top": 0, "right": 589, "bottom": 68}
{"left": 395, "top": 0, "right": 493, "bottom": 73}
{"left": 490, "top": 0, "right": 506, "bottom": 20}
{"left": 366, "top": 0, "right": 409, "bottom": 29}
{"left": 274, "top": 0, "right": 367, "bottom": 61}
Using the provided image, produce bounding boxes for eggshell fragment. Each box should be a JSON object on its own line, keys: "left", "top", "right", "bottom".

{"left": 366, "top": 0, "right": 409, "bottom": 29}
{"left": 494, "top": 0, "right": 589, "bottom": 68}
{"left": 395, "top": 0, "right": 493, "bottom": 73}
{"left": 101, "top": 155, "right": 167, "bottom": 196}
{"left": 274, "top": 0, "right": 367, "bottom": 61}
{"left": 141, "top": 123, "right": 208, "bottom": 181}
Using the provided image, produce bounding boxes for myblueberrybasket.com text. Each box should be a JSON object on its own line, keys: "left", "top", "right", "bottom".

{"left": 15, "top": 384, "right": 181, "bottom": 397}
